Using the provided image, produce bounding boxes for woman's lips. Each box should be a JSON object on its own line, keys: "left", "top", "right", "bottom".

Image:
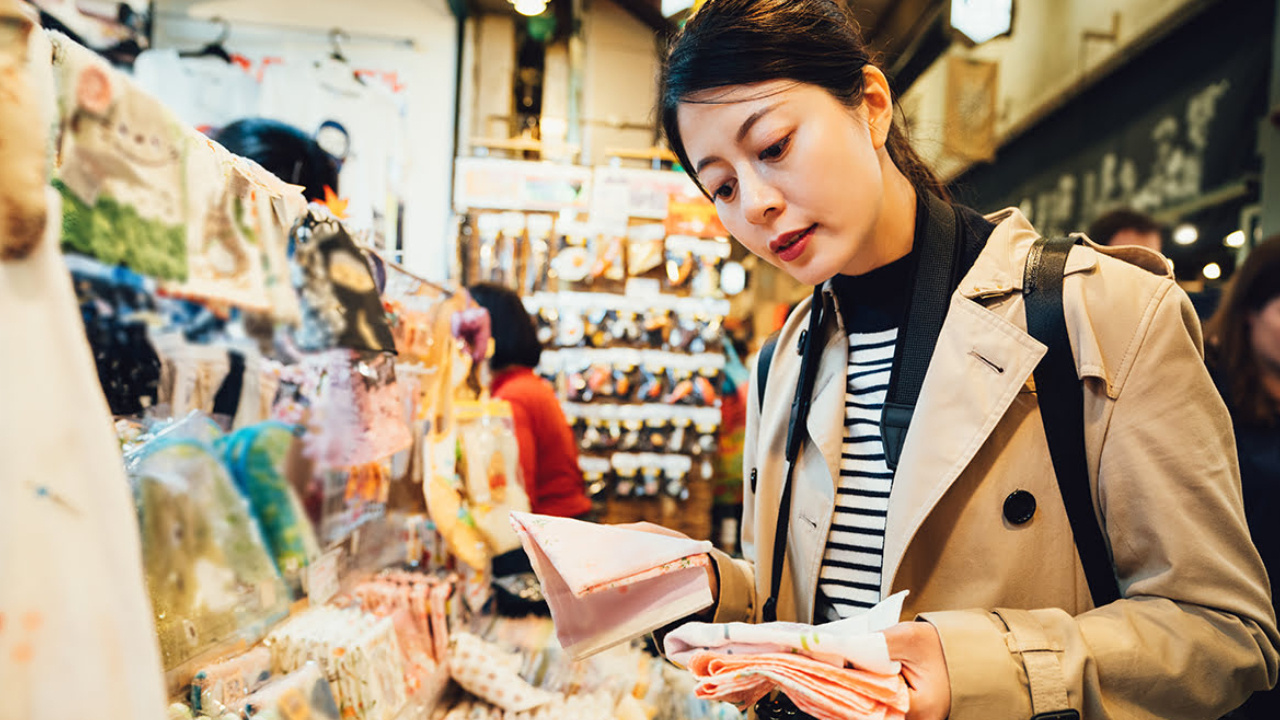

{"left": 772, "top": 225, "right": 815, "bottom": 262}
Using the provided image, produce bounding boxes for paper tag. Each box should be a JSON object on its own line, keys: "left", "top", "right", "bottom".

{"left": 307, "top": 548, "right": 342, "bottom": 605}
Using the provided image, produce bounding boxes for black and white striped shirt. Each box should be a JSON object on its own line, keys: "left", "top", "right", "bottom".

{"left": 818, "top": 327, "right": 897, "bottom": 620}
{"left": 816, "top": 250, "right": 914, "bottom": 622}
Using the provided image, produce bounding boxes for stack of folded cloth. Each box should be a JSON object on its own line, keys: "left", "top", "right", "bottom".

{"left": 663, "top": 592, "right": 911, "bottom": 720}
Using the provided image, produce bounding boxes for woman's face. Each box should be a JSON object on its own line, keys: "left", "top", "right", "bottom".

{"left": 676, "top": 73, "right": 901, "bottom": 285}
{"left": 1249, "top": 295, "right": 1280, "bottom": 377}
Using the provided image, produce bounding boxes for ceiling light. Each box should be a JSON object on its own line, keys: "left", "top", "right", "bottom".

{"left": 1173, "top": 223, "right": 1199, "bottom": 246}
{"left": 512, "top": 0, "right": 548, "bottom": 16}
{"left": 1224, "top": 230, "right": 1246, "bottom": 248}
{"left": 1202, "top": 262, "right": 1222, "bottom": 280}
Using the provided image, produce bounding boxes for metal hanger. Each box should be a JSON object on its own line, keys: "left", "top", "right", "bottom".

{"left": 179, "top": 16, "right": 232, "bottom": 63}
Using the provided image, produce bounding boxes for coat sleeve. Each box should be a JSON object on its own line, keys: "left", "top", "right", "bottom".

{"left": 922, "top": 281, "right": 1280, "bottom": 720}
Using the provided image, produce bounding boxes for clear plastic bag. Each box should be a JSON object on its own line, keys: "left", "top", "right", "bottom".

{"left": 127, "top": 433, "right": 290, "bottom": 670}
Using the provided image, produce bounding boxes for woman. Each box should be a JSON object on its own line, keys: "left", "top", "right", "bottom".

{"left": 657, "top": 1, "right": 1278, "bottom": 719}
{"left": 1206, "top": 236, "right": 1280, "bottom": 720}
{"left": 467, "top": 283, "right": 592, "bottom": 520}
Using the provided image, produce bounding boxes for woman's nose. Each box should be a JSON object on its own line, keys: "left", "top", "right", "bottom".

{"left": 742, "top": 175, "right": 784, "bottom": 225}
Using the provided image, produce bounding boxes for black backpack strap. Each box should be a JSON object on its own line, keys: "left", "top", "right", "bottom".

{"left": 1024, "top": 236, "right": 1122, "bottom": 608}
{"left": 756, "top": 331, "right": 780, "bottom": 411}
{"left": 881, "top": 191, "right": 965, "bottom": 470}
{"left": 761, "top": 286, "right": 826, "bottom": 623}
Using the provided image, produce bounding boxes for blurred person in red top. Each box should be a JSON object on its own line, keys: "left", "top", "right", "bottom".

{"left": 468, "top": 283, "right": 593, "bottom": 520}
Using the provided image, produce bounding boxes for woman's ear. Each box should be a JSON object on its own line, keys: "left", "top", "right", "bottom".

{"left": 861, "top": 66, "right": 895, "bottom": 150}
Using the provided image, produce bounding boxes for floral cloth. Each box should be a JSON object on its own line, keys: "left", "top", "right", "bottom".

{"left": 684, "top": 651, "right": 909, "bottom": 720}
{"left": 663, "top": 591, "right": 906, "bottom": 673}
{"left": 664, "top": 593, "right": 909, "bottom": 720}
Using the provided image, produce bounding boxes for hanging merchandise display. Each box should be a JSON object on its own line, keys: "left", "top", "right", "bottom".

{"left": 453, "top": 159, "right": 732, "bottom": 541}
{"left": 1, "top": 13, "right": 736, "bottom": 720}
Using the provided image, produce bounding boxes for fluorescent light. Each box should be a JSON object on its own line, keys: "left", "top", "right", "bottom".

{"left": 1224, "top": 230, "right": 1246, "bottom": 248}
{"left": 1202, "top": 262, "right": 1222, "bottom": 280}
{"left": 512, "top": 0, "right": 548, "bottom": 16}
{"left": 1173, "top": 223, "right": 1199, "bottom": 246}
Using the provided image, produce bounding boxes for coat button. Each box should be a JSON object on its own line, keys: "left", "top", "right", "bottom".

{"left": 1003, "top": 490, "right": 1037, "bottom": 525}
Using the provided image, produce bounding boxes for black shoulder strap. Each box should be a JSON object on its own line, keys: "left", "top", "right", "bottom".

{"left": 762, "top": 287, "right": 825, "bottom": 623}
{"left": 881, "top": 192, "right": 965, "bottom": 470}
{"left": 757, "top": 331, "right": 780, "bottom": 411}
{"left": 1024, "top": 236, "right": 1122, "bottom": 608}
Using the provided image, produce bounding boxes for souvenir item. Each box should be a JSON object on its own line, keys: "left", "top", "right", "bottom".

{"left": 289, "top": 209, "right": 396, "bottom": 354}
{"left": 51, "top": 33, "right": 189, "bottom": 280}
{"left": 240, "top": 663, "right": 340, "bottom": 720}
{"left": 448, "top": 632, "right": 555, "bottom": 712}
{"left": 509, "top": 512, "right": 714, "bottom": 659}
{"left": 302, "top": 349, "right": 413, "bottom": 471}
{"left": 664, "top": 237, "right": 697, "bottom": 292}
{"left": 129, "top": 435, "right": 291, "bottom": 669}
{"left": 524, "top": 213, "right": 553, "bottom": 294}
{"left": 625, "top": 224, "right": 666, "bottom": 277}
{"left": 267, "top": 608, "right": 408, "bottom": 720}
{"left": 191, "top": 648, "right": 273, "bottom": 714}
{"left": 425, "top": 461, "right": 490, "bottom": 571}
{"left": 454, "top": 401, "right": 529, "bottom": 555}
{"left": 552, "top": 244, "right": 593, "bottom": 284}
{"left": 220, "top": 421, "right": 321, "bottom": 591}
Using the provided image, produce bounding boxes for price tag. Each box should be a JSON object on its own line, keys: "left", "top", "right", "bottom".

{"left": 307, "top": 548, "right": 342, "bottom": 605}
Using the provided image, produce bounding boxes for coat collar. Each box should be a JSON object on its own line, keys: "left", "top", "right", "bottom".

{"left": 804, "top": 207, "right": 1084, "bottom": 596}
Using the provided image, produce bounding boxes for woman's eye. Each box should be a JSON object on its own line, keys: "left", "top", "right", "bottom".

{"left": 759, "top": 136, "right": 790, "bottom": 161}
{"left": 714, "top": 182, "right": 735, "bottom": 200}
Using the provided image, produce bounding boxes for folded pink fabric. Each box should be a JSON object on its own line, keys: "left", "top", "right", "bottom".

{"left": 687, "top": 651, "right": 909, "bottom": 720}
{"left": 509, "top": 511, "right": 714, "bottom": 659}
{"left": 664, "top": 591, "right": 906, "bottom": 674}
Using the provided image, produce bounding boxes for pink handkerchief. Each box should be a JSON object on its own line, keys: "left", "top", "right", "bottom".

{"left": 664, "top": 591, "right": 907, "bottom": 673}
{"left": 509, "top": 511, "right": 715, "bottom": 659}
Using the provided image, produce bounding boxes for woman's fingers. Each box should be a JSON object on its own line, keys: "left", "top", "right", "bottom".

{"left": 883, "top": 621, "right": 951, "bottom": 720}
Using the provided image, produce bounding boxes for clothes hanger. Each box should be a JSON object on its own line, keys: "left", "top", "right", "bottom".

{"left": 179, "top": 16, "right": 231, "bottom": 63}
{"left": 322, "top": 28, "right": 366, "bottom": 87}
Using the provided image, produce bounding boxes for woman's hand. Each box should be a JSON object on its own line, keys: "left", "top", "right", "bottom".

{"left": 883, "top": 621, "right": 951, "bottom": 720}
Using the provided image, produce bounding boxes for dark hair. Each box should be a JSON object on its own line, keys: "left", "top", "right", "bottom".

{"left": 1206, "top": 235, "right": 1280, "bottom": 426}
{"left": 214, "top": 118, "right": 339, "bottom": 203}
{"left": 467, "top": 283, "right": 543, "bottom": 370}
{"left": 1087, "top": 208, "right": 1162, "bottom": 247}
{"left": 659, "top": 0, "right": 947, "bottom": 202}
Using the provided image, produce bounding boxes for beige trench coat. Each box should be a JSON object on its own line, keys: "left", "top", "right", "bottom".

{"left": 709, "top": 208, "right": 1279, "bottom": 719}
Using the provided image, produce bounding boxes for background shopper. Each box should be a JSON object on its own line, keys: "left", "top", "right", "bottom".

{"left": 1207, "top": 235, "right": 1280, "bottom": 720}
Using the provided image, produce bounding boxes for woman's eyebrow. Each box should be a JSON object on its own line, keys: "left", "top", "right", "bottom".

{"left": 694, "top": 103, "right": 782, "bottom": 174}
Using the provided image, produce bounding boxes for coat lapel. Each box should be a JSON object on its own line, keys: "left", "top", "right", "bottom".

{"left": 805, "top": 329, "right": 852, "bottom": 495}
{"left": 880, "top": 293, "right": 1047, "bottom": 594}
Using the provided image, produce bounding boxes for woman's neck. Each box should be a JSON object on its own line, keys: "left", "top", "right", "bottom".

{"left": 841, "top": 158, "right": 917, "bottom": 276}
